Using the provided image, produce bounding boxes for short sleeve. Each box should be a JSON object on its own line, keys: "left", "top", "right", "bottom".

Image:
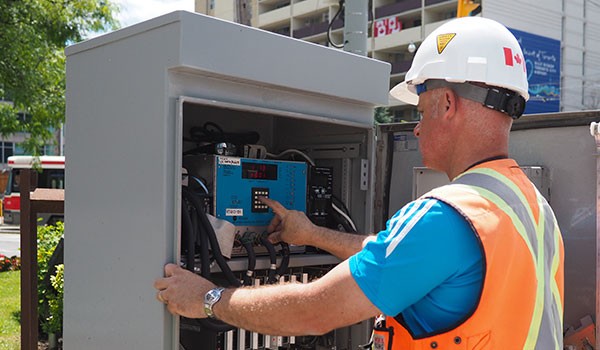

{"left": 349, "top": 198, "right": 481, "bottom": 317}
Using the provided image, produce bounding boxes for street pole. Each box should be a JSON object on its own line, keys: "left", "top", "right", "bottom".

{"left": 344, "top": 0, "right": 368, "bottom": 56}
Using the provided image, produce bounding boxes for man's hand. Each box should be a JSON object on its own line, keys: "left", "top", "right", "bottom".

{"left": 260, "top": 197, "right": 316, "bottom": 246}
{"left": 154, "top": 263, "right": 217, "bottom": 318}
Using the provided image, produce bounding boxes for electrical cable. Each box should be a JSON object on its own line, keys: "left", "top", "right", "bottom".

{"left": 266, "top": 149, "right": 316, "bottom": 166}
{"left": 240, "top": 239, "right": 256, "bottom": 286}
{"left": 328, "top": 0, "right": 346, "bottom": 48}
{"left": 181, "top": 186, "right": 241, "bottom": 332}
{"left": 331, "top": 195, "right": 351, "bottom": 215}
{"left": 259, "top": 235, "right": 278, "bottom": 284}
{"left": 276, "top": 242, "right": 290, "bottom": 280}
{"left": 188, "top": 121, "right": 260, "bottom": 155}
{"left": 194, "top": 204, "right": 211, "bottom": 278}
{"left": 183, "top": 187, "right": 241, "bottom": 287}
{"left": 190, "top": 176, "right": 209, "bottom": 194}
{"left": 181, "top": 200, "right": 195, "bottom": 272}
{"left": 330, "top": 195, "right": 357, "bottom": 232}
{"left": 331, "top": 202, "right": 357, "bottom": 232}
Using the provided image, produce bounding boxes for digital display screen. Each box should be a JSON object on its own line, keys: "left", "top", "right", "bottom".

{"left": 242, "top": 162, "right": 278, "bottom": 180}
{"left": 312, "top": 174, "right": 329, "bottom": 188}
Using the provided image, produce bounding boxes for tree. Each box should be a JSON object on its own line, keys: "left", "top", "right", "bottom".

{"left": 374, "top": 107, "right": 394, "bottom": 124}
{"left": 0, "top": 0, "right": 119, "bottom": 155}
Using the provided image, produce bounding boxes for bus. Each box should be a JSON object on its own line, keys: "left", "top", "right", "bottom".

{"left": 2, "top": 155, "right": 65, "bottom": 225}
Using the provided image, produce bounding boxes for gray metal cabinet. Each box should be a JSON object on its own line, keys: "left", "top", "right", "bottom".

{"left": 65, "top": 11, "right": 389, "bottom": 349}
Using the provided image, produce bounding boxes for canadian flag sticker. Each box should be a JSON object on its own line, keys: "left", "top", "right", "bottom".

{"left": 504, "top": 47, "right": 514, "bottom": 66}
{"left": 504, "top": 47, "right": 526, "bottom": 72}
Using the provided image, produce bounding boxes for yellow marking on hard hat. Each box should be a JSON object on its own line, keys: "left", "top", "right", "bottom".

{"left": 437, "top": 33, "right": 456, "bottom": 54}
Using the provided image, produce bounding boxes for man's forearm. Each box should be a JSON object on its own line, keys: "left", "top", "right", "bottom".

{"left": 308, "top": 226, "right": 375, "bottom": 260}
{"left": 212, "top": 261, "right": 379, "bottom": 336}
{"left": 216, "top": 283, "right": 325, "bottom": 336}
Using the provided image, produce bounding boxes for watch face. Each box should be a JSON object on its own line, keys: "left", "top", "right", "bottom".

{"left": 205, "top": 288, "right": 224, "bottom": 319}
{"left": 207, "top": 289, "right": 219, "bottom": 302}
{"left": 205, "top": 287, "right": 224, "bottom": 305}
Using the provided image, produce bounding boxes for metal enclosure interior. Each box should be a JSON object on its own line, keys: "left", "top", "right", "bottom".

{"left": 65, "top": 11, "right": 389, "bottom": 349}
{"left": 412, "top": 166, "right": 547, "bottom": 200}
{"left": 376, "top": 112, "right": 600, "bottom": 333}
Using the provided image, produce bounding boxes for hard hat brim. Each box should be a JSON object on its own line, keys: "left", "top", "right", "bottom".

{"left": 389, "top": 81, "right": 419, "bottom": 105}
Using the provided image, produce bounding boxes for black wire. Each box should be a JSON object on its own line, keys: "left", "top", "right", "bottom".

{"left": 181, "top": 187, "right": 237, "bottom": 333}
{"left": 327, "top": 0, "right": 345, "bottom": 48}
{"left": 241, "top": 239, "right": 256, "bottom": 286}
{"left": 334, "top": 215, "right": 353, "bottom": 233}
{"left": 183, "top": 187, "right": 241, "bottom": 288}
{"left": 189, "top": 121, "right": 260, "bottom": 145}
{"left": 181, "top": 200, "right": 195, "bottom": 272}
{"left": 194, "top": 205, "right": 211, "bottom": 278}
{"left": 259, "top": 235, "right": 278, "bottom": 284}
{"left": 276, "top": 242, "right": 290, "bottom": 279}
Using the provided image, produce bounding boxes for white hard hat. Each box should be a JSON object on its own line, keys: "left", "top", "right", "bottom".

{"left": 390, "top": 17, "right": 529, "bottom": 106}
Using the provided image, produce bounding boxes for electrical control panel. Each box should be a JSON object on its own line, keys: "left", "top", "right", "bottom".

{"left": 308, "top": 167, "right": 333, "bottom": 227}
{"left": 184, "top": 155, "right": 307, "bottom": 228}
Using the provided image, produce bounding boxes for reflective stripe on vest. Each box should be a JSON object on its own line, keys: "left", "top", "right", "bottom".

{"left": 374, "top": 161, "right": 564, "bottom": 350}
{"left": 453, "top": 169, "right": 563, "bottom": 350}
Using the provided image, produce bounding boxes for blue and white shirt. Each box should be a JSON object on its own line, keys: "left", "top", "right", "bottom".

{"left": 349, "top": 198, "right": 484, "bottom": 336}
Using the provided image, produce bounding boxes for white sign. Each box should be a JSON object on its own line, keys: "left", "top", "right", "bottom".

{"left": 226, "top": 208, "right": 244, "bottom": 216}
{"left": 218, "top": 156, "right": 241, "bottom": 166}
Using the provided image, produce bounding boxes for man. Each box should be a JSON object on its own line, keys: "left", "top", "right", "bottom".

{"left": 155, "top": 16, "right": 564, "bottom": 349}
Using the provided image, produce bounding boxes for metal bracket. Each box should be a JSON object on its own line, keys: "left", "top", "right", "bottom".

{"left": 360, "top": 159, "right": 369, "bottom": 191}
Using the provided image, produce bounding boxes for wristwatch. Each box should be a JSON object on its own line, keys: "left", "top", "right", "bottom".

{"left": 204, "top": 287, "right": 226, "bottom": 319}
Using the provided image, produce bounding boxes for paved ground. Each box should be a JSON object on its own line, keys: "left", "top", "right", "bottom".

{"left": 0, "top": 223, "right": 20, "bottom": 257}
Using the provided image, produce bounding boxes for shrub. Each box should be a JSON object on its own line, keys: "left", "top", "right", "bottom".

{"left": 37, "top": 222, "right": 64, "bottom": 335}
{"left": 46, "top": 263, "right": 64, "bottom": 335}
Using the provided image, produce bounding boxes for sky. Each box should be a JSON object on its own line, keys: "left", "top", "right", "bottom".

{"left": 112, "top": 0, "right": 195, "bottom": 28}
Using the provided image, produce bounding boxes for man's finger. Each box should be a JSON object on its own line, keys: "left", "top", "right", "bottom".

{"left": 157, "top": 290, "right": 167, "bottom": 304}
{"left": 266, "top": 214, "right": 282, "bottom": 234}
{"left": 259, "top": 197, "right": 287, "bottom": 216}
{"left": 268, "top": 231, "right": 282, "bottom": 244}
{"left": 154, "top": 277, "right": 169, "bottom": 290}
{"left": 165, "top": 263, "right": 180, "bottom": 277}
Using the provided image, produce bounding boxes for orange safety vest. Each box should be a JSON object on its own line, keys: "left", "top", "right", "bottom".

{"left": 372, "top": 159, "right": 564, "bottom": 350}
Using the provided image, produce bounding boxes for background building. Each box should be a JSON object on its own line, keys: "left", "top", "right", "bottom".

{"left": 195, "top": 0, "right": 600, "bottom": 121}
{"left": 0, "top": 100, "right": 63, "bottom": 192}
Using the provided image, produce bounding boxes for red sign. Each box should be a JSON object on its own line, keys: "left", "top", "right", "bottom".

{"left": 374, "top": 17, "right": 402, "bottom": 38}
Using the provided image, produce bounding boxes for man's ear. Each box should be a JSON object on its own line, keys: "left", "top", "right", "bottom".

{"left": 442, "top": 88, "right": 457, "bottom": 120}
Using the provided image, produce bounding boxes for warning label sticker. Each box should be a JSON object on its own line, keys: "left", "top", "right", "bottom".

{"left": 436, "top": 33, "right": 456, "bottom": 54}
{"left": 373, "top": 333, "right": 386, "bottom": 350}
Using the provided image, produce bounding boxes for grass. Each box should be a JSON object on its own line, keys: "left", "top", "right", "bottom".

{"left": 0, "top": 271, "right": 20, "bottom": 350}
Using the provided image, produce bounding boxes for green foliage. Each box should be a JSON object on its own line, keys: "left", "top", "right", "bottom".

{"left": 0, "top": 271, "right": 21, "bottom": 349}
{"left": 37, "top": 222, "right": 64, "bottom": 335}
{"left": 46, "top": 264, "right": 64, "bottom": 335}
{"left": 374, "top": 107, "right": 394, "bottom": 124}
{"left": 0, "top": 0, "right": 119, "bottom": 155}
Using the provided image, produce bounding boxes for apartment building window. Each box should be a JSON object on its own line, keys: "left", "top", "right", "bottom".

{"left": 43, "top": 144, "right": 57, "bottom": 156}
{"left": 1, "top": 142, "right": 14, "bottom": 163}
{"left": 275, "top": 0, "right": 290, "bottom": 9}
{"left": 274, "top": 26, "right": 291, "bottom": 36}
